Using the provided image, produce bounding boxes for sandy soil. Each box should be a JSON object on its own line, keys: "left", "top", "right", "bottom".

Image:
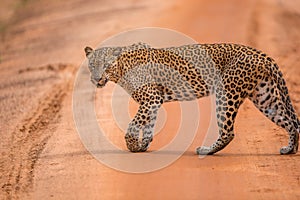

{"left": 0, "top": 0, "right": 300, "bottom": 199}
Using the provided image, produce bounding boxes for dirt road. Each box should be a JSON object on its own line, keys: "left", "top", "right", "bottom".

{"left": 0, "top": 0, "right": 300, "bottom": 199}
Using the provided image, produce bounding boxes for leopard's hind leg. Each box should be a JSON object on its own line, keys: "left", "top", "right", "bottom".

{"left": 249, "top": 75, "right": 299, "bottom": 154}
{"left": 196, "top": 80, "right": 244, "bottom": 155}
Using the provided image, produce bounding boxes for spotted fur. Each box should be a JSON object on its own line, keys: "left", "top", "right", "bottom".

{"left": 85, "top": 42, "right": 299, "bottom": 155}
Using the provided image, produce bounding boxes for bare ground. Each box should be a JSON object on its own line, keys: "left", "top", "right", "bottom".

{"left": 0, "top": 0, "right": 300, "bottom": 199}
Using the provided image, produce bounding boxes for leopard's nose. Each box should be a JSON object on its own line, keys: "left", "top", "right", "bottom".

{"left": 91, "top": 78, "right": 101, "bottom": 85}
{"left": 95, "top": 77, "right": 101, "bottom": 82}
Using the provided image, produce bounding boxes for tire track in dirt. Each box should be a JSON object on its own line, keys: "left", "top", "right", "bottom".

{"left": 1, "top": 64, "right": 76, "bottom": 199}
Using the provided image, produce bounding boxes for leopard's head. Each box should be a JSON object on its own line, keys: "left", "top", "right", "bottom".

{"left": 84, "top": 46, "right": 122, "bottom": 88}
{"left": 84, "top": 42, "right": 150, "bottom": 88}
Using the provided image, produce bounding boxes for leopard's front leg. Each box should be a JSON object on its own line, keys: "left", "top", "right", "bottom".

{"left": 125, "top": 114, "right": 158, "bottom": 152}
{"left": 125, "top": 120, "right": 143, "bottom": 152}
{"left": 125, "top": 84, "right": 163, "bottom": 152}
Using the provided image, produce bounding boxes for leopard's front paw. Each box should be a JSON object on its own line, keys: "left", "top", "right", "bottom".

{"left": 125, "top": 134, "right": 140, "bottom": 152}
{"left": 196, "top": 146, "right": 215, "bottom": 155}
{"left": 125, "top": 134, "right": 151, "bottom": 152}
{"left": 140, "top": 137, "right": 152, "bottom": 152}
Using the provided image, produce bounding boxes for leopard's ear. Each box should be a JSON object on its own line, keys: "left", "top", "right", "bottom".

{"left": 84, "top": 46, "right": 94, "bottom": 58}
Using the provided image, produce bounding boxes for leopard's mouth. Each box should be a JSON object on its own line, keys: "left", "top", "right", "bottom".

{"left": 96, "top": 82, "right": 106, "bottom": 88}
{"left": 90, "top": 78, "right": 106, "bottom": 88}
{"left": 92, "top": 77, "right": 108, "bottom": 88}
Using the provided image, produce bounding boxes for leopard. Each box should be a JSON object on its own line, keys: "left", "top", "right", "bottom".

{"left": 84, "top": 42, "right": 299, "bottom": 155}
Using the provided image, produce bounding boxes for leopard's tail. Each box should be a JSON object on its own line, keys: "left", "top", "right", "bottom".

{"left": 267, "top": 58, "right": 300, "bottom": 134}
{"left": 298, "top": 118, "right": 300, "bottom": 134}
